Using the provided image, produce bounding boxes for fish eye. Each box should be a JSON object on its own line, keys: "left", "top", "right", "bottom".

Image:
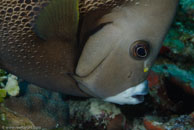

{"left": 130, "top": 40, "right": 150, "bottom": 60}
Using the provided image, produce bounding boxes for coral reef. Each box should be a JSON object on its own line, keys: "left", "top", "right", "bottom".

{"left": 155, "top": 0, "right": 194, "bottom": 95}
{"left": 0, "top": 70, "right": 20, "bottom": 103}
{"left": 144, "top": 113, "right": 194, "bottom": 130}
{"left": 0, "top": 105, "right": 35, "bottom": 130}
{"left": 4, "top": 83, "right": 69, "bottom": 129}
{"left": 68, "top": 98, "right": 124, "bottom": 130}
{"left": 4, "top": 75, "right": 20, "bottom": 97}
{"left": 3, "top": 84, "right": 126, "bottom": 130}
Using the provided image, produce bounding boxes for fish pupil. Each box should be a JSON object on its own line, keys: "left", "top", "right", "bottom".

{"left": 136, "top": 47, "right": 147, "bottom": 57}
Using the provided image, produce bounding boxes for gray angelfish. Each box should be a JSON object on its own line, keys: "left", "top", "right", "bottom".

{"left": 0, "top": 0, "right": 179, "bottom": 105}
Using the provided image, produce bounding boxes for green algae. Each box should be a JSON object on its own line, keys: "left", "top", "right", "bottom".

{"left": 0, "top": 89, "right": 7, "bottom": 103}
{"left": 180, "top": 0, "right": 194, "bottom": 10}
{"left": 164, "top": 29, "right": 185, "bottom": 53}
{"left": 0, "top": 69, "right": 7, "bottom": 103}
{"left": 163, "top": 0, "right": 194, "bottom": 55}
{"left": 152, "top": 64, "right": 194, "bottom": 88}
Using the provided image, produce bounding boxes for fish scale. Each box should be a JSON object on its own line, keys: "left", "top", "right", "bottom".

{"left": 0, "top": 0, "right": 46, "bottom": 50}
{"left": 0, "top": 0, "right": 125, "bottom": 58}
{"left": 0, "top": 0, "right": 124, "bottom": 64}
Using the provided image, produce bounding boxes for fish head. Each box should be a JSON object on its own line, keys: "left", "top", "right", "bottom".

{"left": 75, "top": 0, "right": 179, "bottom": 105}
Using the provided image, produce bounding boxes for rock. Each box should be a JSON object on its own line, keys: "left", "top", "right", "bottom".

{"left": 0, "top": 105, "right": 35, "bottom": 129}
{"left": 4, "top": 83, "right": 69, "bottom": 129}
{"left": 147, "top": 71, "right": 180, "bottom": 114}
{"left": 68, "top": 98, "right": 124, "bottom": 130}
{"left": 107, "top": 114, "right": 126, "bottom": 130}
{"left": 147, "top": 69, "right": 194, "bottom": 115}
{"left": 144, "top": 119, "right": 165, "bottom": 130}
{"left": 169, "top": 77, "right": 194, "bottom": 96}
{"left": 4, "top": 83, "right": 127, "bottom": 130}
{"left": 143, "top": 111, "right": 194, "bottom": 130}
{"left": 151, "top": 64, "right": 194, "bottom": 96}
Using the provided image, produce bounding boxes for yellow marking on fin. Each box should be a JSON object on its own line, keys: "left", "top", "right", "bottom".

{"left": 76, "top": 0, "right": 79, "bottom": 23}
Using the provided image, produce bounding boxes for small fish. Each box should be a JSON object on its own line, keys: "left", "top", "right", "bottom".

{"left": 0, "top": 0, "right": 178, "bottom": 105}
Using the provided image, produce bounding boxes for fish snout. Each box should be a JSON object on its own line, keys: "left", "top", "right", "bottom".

{"left": 104, "top": 80, "right": 149, "bottom": 105}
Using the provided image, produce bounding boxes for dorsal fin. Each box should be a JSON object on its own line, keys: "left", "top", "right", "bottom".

{"left": 35, "top": 0, "right": 79, "bottom": 40}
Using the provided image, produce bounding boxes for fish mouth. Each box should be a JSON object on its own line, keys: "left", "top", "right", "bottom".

{"left": 131, "top": 93, "right": 147, "bottom": 103}
{"left": 131, "top": 82, "right": 149, "bottom": 102}
{"left": 132, "top": 95, "right": 145, "bottom": 101}
{"left": 104, "top": 80, "right": 149, "bottom": 105}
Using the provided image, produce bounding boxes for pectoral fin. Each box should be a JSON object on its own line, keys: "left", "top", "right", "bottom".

{"left": 35, "top": 0, "right": 79, "bottom": 40}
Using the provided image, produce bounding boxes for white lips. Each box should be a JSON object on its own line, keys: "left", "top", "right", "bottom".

{"left": 104, "top": 80, "right": 149, "bottom": 105}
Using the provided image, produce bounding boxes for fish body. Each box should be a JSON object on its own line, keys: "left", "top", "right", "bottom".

{"left": 0, "top": 0, "right": 179, "bottom": 104}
